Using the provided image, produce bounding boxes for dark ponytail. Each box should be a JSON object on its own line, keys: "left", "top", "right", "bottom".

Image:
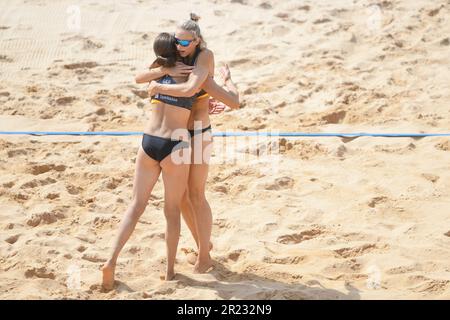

{"left": 153, "top": 55, "right": 176, "bottom": 68}
{"left": 150, "top": 32, "right": 178, "bottom": 69}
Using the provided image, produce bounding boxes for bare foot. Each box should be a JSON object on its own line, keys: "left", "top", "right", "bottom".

{"left": 194, "top": 257, "right": 213, "bottom": 274}
{"left": 101, "top": 261, "right": 116, "bottom": 290}
{"left": 184, "top": 242, "right": 213, "bottom": 266}
{"left": 160, "top": 270, "right": 176, "bottom": 281}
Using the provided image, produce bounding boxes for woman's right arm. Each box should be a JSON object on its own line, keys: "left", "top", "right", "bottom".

{"left": 135, "top": 66, "right": 166, "bottom": 84}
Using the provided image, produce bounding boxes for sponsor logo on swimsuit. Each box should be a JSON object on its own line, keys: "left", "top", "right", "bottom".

{"left": 155, "top": 94, "right": 178, "bottom": 102}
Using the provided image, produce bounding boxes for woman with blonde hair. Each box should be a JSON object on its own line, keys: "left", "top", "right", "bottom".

{"left": 102, "top": 30, "right": 238, "bottom": 289}
{"left": 147, "top": 13, "right": 240, "bottom": 273}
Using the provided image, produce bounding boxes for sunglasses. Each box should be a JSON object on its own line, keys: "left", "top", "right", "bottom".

{"left": 175, "top": 37, "right": 194, "bottom": 47}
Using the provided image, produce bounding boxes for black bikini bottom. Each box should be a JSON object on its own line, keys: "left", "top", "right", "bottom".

{"left": 141, "top": 133, "right": 190, "bottom": 162}
{"left": 188, "top": 125, "right": 212, "bottom": 137}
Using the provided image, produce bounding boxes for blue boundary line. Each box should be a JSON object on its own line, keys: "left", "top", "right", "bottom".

{"left": 0, "top": 131, "right": 449, "bottom": 137}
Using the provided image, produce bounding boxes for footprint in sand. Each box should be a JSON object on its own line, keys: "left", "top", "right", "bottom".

{"left": 66, "top": 184, "right": 83, "bottom": 195}
{"left": 277, "top": 228, "right": 324, "bottom": 244}
{"left": 368, "top": 196, "right": 388, "bottom": 208}
{"left": 75, "top": 233, "right": 96, "bottom": 244}
{"left": 63, "top": 62, "right": 98, "bottom": 70}
{"left": 29, "top": 164, "right": 67, "bottom": 175}
{"left": 333, "top": 243, "right": 379, "bottom": 258}
{"left": 152, "top": 285, "right": 176, "bottom": 296}
{"left": 227, "top": 249, "right": 245, "bottom": 261}
{"left": 5, "top": 234, "right": 20, "bottom": 244}
{"left": 7, "top": 149, "right": 28, "bottom": 158}
{"left": 321, "top": 110, "right": 346, "bottom": 124}
{"left": 434, "top": 140, "right": 450, "bottom": 151}
{"left": 230, "top": 0, "right": 247, "bottom": 4}
{"left": 419, "top": 280, "right": 450, "bottom": 294}
{"left": 259, "top": 2, "right": 272, "bottom": 9}
{"left": 26, "top": 210, "right": 65, "bottom": 227}
{"left": 213, "top": 185, "right": 228, "bottom": 194}
{"left": 46, "top": 193, "right": 60, "bottom": 200}
{"left": 92, "top": 215, "right": 120, "bottom": 229}
{"left": 335, "top": 145, "right": 347, "bottom": 158}
{"left": 385, "top": 264, "right": 416, "bottom": 275}
{"left": 213, "top": 218, "right": 231, "bottom": 230}
{"left": 264, "top": 176, "right": 295, "bottom": 190}
{"left": 421, "top": 173, "right": 439, "bottom": 183}
{"left": 52, "top": 96, "right": 76, "bottom": 106}
{"left": 21, "top": 177, "right": 57, "bottom": 189}
{"left": 24, "top": 267, "right": 55, "bottom": 280}
{"left": 275, "top": 12, "right": 290, "bottom": 21}
{"left": 322, "top": 259, "right": 362, "bottom": 273}
{"left": 127, "top": 246, "right": 141, "bottom": 255}
{"left": 440, "top": 38, "right": 449, "bottom": 46}
{"left": 225, "top": 249, "right": 247, "bottom": 262}
{"left": 294, "top": 141, "right": 329, "bottom": 160}
{"left": 82, "top": 38, "right": 103, "bottom": 50}
{"left": 0, "top": 55, "right": 13, "bottom": 62}
{"left": 313, "top": 18, "right": 332, "bottom": 24}
{"left": 13, "top": 193, "right": 29, "bottom": 201}
{"left": 263, "top": 255, "right": 306, "bottom": 265}
{"left": 82, "top": 252, "right": 106, "bottom": 263}
{"left": 297, "top": 5, "right": 310, "bottom": 12}
{"left": 77, "top": 245, "right": 87, "bottom": 253}
{"left": 427, "top": 6, "right": 443, "bottom": 17}
{"left": 2, "top": 181, "right": 15, "bottom": 189}
{"left": 101, "top": 177, "right": 123, "bottom": 190}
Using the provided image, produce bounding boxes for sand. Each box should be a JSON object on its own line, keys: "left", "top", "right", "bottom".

{"left": 0, "top": 0, "right": 449, "bottom": 299}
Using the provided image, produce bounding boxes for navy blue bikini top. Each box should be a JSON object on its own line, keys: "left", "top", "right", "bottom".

{"left": 151, "top": 75, "right": 194, "bottom": 110}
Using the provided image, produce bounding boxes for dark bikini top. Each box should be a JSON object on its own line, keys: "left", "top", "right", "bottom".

{"left": 151, "top": 75, "right": 194, "bottom": 110}
{"left": 183, "top": 47, "right": 208, "bottom": 99}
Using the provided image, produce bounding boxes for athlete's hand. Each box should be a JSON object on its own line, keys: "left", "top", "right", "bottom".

{"left": 219, "top": 64, "right": 231, "bottom": 84}
{"left": 209, "top": 98, "right": 228, "bottom": 115}
{"left": 163, "top": 62, "right": 194, "bottom": 77}
{"left": 147, "top": 80, "right": 158, "bottom": 96}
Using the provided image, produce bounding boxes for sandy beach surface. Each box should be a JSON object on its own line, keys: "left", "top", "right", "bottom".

{"left": 0, "top": 0, "right": 449, "bottom": 299}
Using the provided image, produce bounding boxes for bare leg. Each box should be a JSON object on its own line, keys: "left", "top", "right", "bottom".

{"left": 189, "top": 131, "right": 214, "bottom": 273}
{"left": 160, "top": 148, "right": 190, "bottom": 280}
{"left": 180, "top": 190, "right": 200, "bottom": 248}
{"left": 180, "top": 190, "right": 214, "bottom": 264}
{"left": 102, "top": 146, "right": 161, "bottom": 290}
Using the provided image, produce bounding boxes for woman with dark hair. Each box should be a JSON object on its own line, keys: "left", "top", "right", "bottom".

{"left": 102, "top": 30, "right": 238, "bottom": 289}
{"left": 101, "top": 32, "right": 192, "bottom": 289}
{"left": 147, "top": 13, "right": 240, "bottom": 274}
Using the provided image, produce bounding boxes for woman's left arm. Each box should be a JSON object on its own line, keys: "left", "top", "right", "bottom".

{"left": 202, "top": 77, "right": 239, "bottom": 109}
{"left": 148, "top": 50, "right": 212, "bottom": 97}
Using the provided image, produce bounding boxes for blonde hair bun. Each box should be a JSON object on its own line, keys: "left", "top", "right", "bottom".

{"left": 190, "top": 12, "right": 201, "bottom": 22}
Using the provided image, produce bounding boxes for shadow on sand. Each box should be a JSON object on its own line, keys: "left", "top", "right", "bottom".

{"left": 172, "top": 259, "right": 361, "bottom": 300}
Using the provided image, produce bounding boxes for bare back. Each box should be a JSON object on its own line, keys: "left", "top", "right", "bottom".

{"left": 144, "top": 74, "right": 191, "bottom": 140}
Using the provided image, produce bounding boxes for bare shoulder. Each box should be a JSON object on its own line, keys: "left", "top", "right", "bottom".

{"left": 198, "top": 48, "right": 214, "bottom": 62}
